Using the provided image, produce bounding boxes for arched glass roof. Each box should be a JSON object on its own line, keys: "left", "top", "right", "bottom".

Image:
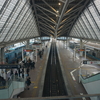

{"left": 70, "top": 0, "right": 100, "bottom": 41}
{"left": 1, "top": 0, "right": 99, "bottom": 47}
{"left": 0, "top": 0, "right": 39, "bottom": 47}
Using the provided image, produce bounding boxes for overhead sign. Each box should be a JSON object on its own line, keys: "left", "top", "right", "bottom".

{"left": 83, "top": 60, "right": 100, "bottom": 64}
{"left": 24, "top": 49, "right": 33, "bottom": 52}
{"left": 78, "top": 49, "right": 84, "bottom": 51}
{"left": 0, "top": 64, "right": 20, "bottom": 69}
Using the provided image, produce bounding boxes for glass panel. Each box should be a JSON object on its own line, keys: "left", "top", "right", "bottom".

{"left": 81, "top": 13, "right": 97, "bottom": 39}
{"left": 89, "top": 4, "right": 100, "bottom": 29}
{"left": 0, "top": 0, "right": 6, "bottom": 9}
{"left": 78, "top": 18, "right": 91, "bottom": 38}
{"left": 84, "top": 9, "right": 100, "bottom": 39}
{"left": 4, "top": 6, "right": 29, "bottom": 41}
{"left": 74, "top": 26, "right": 82, "bottom": 37}
{"left": 75, "top": 23, "right": 84, "bottom": 37}
{"left": 94, "top": 0, "right": 100, "bottom": 14}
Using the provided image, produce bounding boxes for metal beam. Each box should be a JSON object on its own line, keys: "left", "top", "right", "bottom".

{"left": 64, "top": 6, "right": 84, "bottom": 17}
{"left": 39, "top": 18, "right": 55, "bottom": 30}
{"left": 41, "top": 30, "right": 52, "bottom": 36}
{"left": 39, "top": 25, "right": 54, "bottom": 34}
{"left": 64, "top": 0, "right": 85, "bottom": 17}
{"left": 40, "top": 26, "right": 54, "bottom": 34}
{"left": 37, "top": 7, "right": 56, "bottom": 23}
{"left": 35, "top": 4, "right": 58, "bottom": 16}
{"left": 32, "top": 0, "right": 41, "bottom": 35}
{"left": 37, "top": 14, "right": 56, "bottom": 25}
{"left": 42, "top": 0, "right": 58, "bottom": 14}
{"left": 39, "top": 21, "right": 55, "bottom": 31}
{"left": 59, "top": 0, "right": 65, "bottom": 3}
{"left": 60, "top": 15, "right": 76, "bottom": 26}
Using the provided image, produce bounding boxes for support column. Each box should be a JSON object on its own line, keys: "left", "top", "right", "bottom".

{"left": 66, "top": 37, "right": 69, "bottom": 49}
{"left": 0, "top": 47, "right": 6, "bottom": 79}
{"left": 26, "top": 40, "right": 30, "bottom": 49}
{"left": 22, "top": 48, "right": 24, "bottom": 61}
{"left": 85, "top": 46, "right": 86, "bottom": 59}
{"left": 80, "top": 39, "right": 83, "bottom": 57}
{"left": 0, "top": 47, "right": 5, "bottom": 64}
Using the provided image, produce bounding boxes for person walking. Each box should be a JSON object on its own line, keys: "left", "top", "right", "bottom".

{"left": 26, "top": 77, "right": 31, "bottom": 90}
{"left": 15, "top": 71, "right": 18, "bottom": 79}
{"left": 31, "top": 61, "right": 35, "bottom": 69}
{"left": 22, "top": 68, "right": 24, "bottom": 78}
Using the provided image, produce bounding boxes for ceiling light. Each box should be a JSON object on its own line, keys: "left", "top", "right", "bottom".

{"left": 58, "top": 3, "right": 61, "bottom": 5}
{"left": 56, "top": 15, "right": 58, "bottom": 17}
{"left": 57, "top": 10, "right": 59, "bottom": 13}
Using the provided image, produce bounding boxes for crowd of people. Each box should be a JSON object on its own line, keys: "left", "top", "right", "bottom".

{"left": 0, "top": 45, "right": 47, "bottom": 90}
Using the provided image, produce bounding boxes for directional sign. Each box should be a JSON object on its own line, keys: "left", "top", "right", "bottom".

{"left": 24, "top": 49, "right": 33, "bottom": 52}
{"left": 0, "top": 64, "right": 20, "bottom": 69}
{"left": 83, "top": 60, "right": 100, "bottom": 64}
{"left": 78, "top": 49, "right": 85, "bottom": 51}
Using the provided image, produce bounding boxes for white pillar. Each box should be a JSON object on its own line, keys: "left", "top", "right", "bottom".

{"left": 85, "top": 46, "right": 86, "bottom": 59}
{"left": 79, "top": 64, "right": 82, "bottom": 83}
{"left": 26, "top": 40, "right": 30, "bottom": 49}
{"left": 66, "top": 38, "right": 69, "bottom": 49}
{"left": 35, "top": 48, "right": 37, "bottom": 62}
{"left": 80, "top": 39, "right": 83, "bottom": 57}
{"left": 22, "top": 48, "right": 24, "bottom": 61}
{"left": 73, "top": 48, "right": 75, "bottom": 61}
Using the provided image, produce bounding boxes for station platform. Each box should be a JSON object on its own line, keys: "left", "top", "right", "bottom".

{"left": 57, "top": 41, "right": 100, "bottom": 100}
{"left": 18, "top": 43, "right": 50, "bottom": 98}
{"left": 18, "top": 41, "right": 100, "bottom": 99}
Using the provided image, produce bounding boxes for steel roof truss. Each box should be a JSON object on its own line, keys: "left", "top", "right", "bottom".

{"left": 37, "top": 14, "right": 56, "bottom": 25}
{"left": 35, "top": 4, "right": 58, "bottom": 16}
{"left": 39, "top": 21, "right": 55, "bottom": 31}
{"left": 40, "top": 25, "right": 54, "bottom": 34}
{"left": 42, "top": 0, "right": 58, "bottom": 14}
{"left": 39, "top": 18, "right": 55, "bottom": 30}
{"left": 60, "top": 11, "right": 77, "bottom": 25}
{"left": 55, "top": 0, "right": 70, "bottom": 37}
{"left": 37, "top": 7, "right": 56, "bottom": 23}
{"left": 64, "top": 5, "right": 84, "bottom": 18}
{"left": 64, "top": 0, "right": 85, "bottom": 16}
{"left": 40, "top": 28, "right": 54, "bottom": 36}
{"left": 40, "top": 30, "right": 52, "bottom": 36}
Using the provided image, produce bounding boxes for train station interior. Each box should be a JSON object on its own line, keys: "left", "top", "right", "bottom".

{"left": 0, "top": 0, "right": 100, "bottom": 100}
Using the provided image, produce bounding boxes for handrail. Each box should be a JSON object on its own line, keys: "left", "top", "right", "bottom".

{"left": 0, "top": 75, "right": 25, "bottom": 99}
{"left": 80, "top": 72, "right": 100, "bottom": 84}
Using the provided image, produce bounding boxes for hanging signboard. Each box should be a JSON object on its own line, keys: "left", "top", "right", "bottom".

{"left": 83, "top": 60, "right": 100, "bottom": 64}
{"left": 0, "top": 64, "right": 20, "bottom": 69}
{"left": 24, "top": 49, "right": 33, "bottom": 52}
{"left": 78, "top": 49, "right": 85, "bottom": 51}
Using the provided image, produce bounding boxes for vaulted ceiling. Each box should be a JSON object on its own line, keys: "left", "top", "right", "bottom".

{"left": 30, "top": 0, "right": 92, "bottom": 37}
